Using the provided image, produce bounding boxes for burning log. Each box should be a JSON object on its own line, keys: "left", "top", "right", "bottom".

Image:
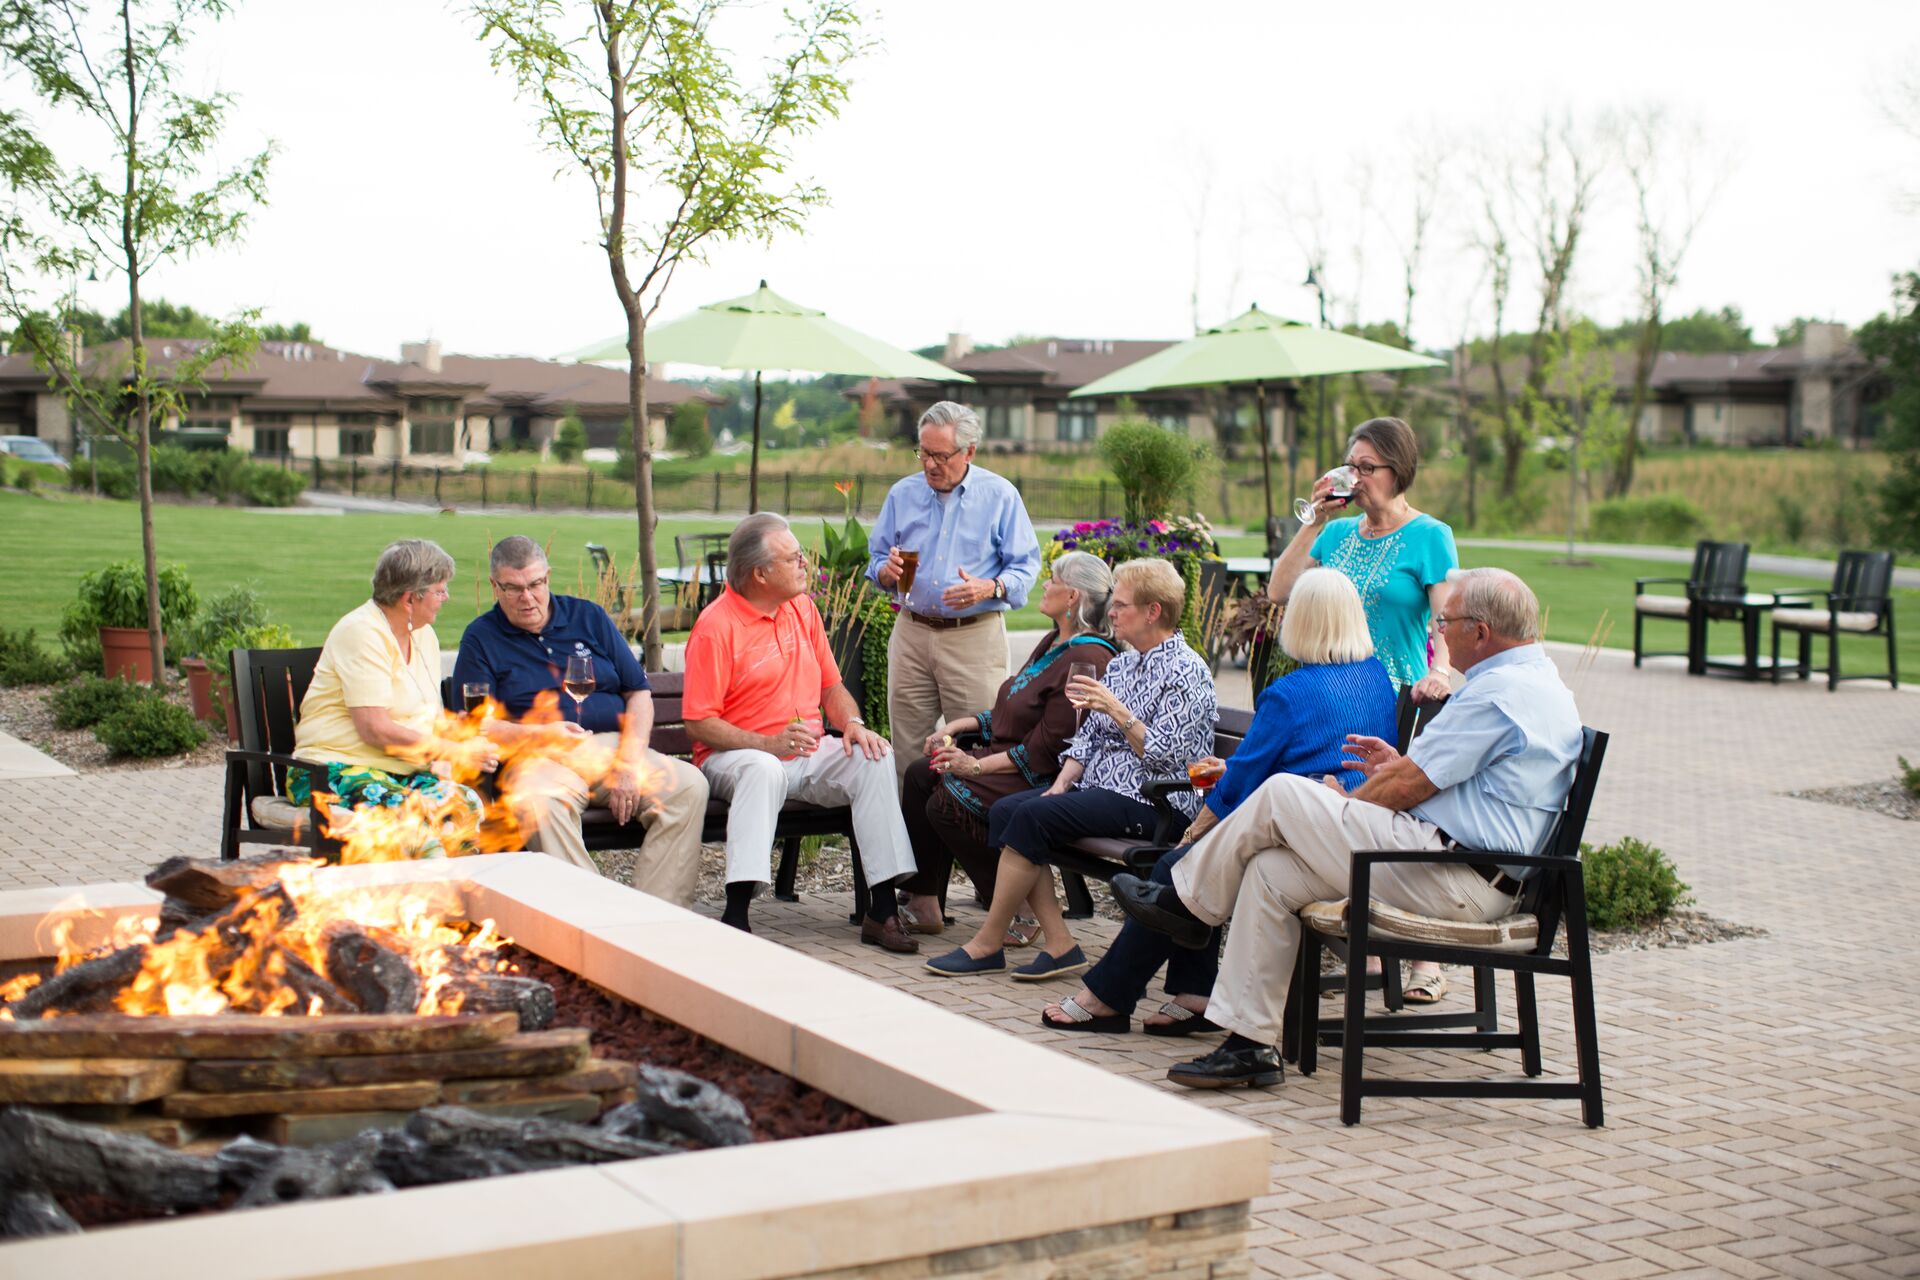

{"left": 0, "top": 1107, "right": 225, "bottom": 1212}
{"left": 145, "top": 854, "right": 315, "bottom": 912}
{"left": 324, "top": 928, "right": 420, "bottom": 1014}
{"left": 600, "top": 1064, "right": 754, "bottom": 1149}
{"left": 5, "top": 946, "right": 145, "bottom": 1020}
{"left": 439, "top": 973, "right": 556, "bottom": 1031}
{"left": 270, "top": 946, "right": 348, "bottom": 1014}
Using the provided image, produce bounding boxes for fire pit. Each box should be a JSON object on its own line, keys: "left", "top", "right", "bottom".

{"left": 0, "top": 855, "right": 1266, "bottom": 1279}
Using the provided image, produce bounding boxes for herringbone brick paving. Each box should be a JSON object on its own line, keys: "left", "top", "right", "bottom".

{"left": 3, "top": 648, "right": 1916, "bottom": 1277}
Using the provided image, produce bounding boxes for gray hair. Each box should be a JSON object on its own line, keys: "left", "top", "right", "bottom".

{"left": 917, "top": 401, "right": 981, "bottom": 450}
{"left": 1049, "top": 551, "right": 1115, "bottom": 638}
{"left": 1280, "top": 568, "right": 1374, "bottom": 665}
{"left": 371, "top": 539, "right": 455, "bottom": 606}
{"left": 1446, "top": 567, "right": 1541, "bottom": 643}
{"left": 728, "top": 512, "right": 792, "bottom": 592}
{"left": 488, "top": 535, "right": 548, "bottom": 577}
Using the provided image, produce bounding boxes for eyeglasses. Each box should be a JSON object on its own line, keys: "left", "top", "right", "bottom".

{"left": 915, "top": 445, "right": 969, "bottom": 465}
{"left": 1109, "top": 597, "right": 1138, "bottom": 612}
{"left": 1434, "top": 614, "right": 1484, "bottom": 630}
{"left": 1342, "top": 460, "right": 1389, "bottom": 478}
{"left": 492, "top": 576, "right": 549, "bottom": 598}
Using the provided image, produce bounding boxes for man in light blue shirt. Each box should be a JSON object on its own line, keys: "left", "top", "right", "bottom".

{"left": 868, "top": 402, "right": 1041, "bottom": 778}
{"left": 1112, "top": 567, "right": 1584, "bottom": 1089}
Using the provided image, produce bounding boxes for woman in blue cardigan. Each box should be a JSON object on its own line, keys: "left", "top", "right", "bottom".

{"left": 1040, "top": 568, "right": 1399, "bottom": 1035}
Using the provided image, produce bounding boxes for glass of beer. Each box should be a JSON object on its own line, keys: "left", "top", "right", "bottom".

{"left": 1186, "top": 758, "right": 1227, "bottom": 794}
{"left": 461, "top": 682, "right": 492, "bottom": 715}
{"left": 896, "top": 548, "right": 920, "bottom": 600}
{"left": 1292, "top": 465, "right": 1358, "bottom": 524}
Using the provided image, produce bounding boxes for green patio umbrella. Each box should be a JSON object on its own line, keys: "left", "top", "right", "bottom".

{"left": 1069, "top": 306, "right": 1444, "bottom": 533}
{"left": 567, "top": 281, "right": 972, "bottom": 512}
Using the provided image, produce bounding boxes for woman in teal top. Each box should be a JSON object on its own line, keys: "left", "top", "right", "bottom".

{"left": 1267, "top": 416, "right": 1459, "bottom": 703}
{"left": 1263, "top": 415, "right": 1458, "bottom": 1003}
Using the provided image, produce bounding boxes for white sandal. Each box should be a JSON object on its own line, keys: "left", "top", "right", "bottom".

{"left": 1402, "top": 968, "right": 1449, "bottom": 1005}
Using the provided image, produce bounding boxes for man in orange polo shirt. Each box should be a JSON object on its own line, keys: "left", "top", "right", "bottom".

{"left": 683, "top": 513, "right": 919, "bottom": 949}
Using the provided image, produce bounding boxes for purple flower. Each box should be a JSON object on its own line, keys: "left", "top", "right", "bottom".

{"left": 1136, "top": 539, "right": 1149, "bottom": 550}
{"left": 1061, "top": 539, "right": 1078, "bottom": 549}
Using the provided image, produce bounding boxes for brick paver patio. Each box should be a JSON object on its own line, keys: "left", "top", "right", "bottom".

{"left": 3, "top": 646, "right": 1916, "bottom": 1277}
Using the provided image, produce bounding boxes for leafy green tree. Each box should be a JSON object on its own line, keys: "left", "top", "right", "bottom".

{"left": 1098, "top": 409, "right": 1217, "bottom": 524}
{"left": 259, "top": 320, "right": 316, "bottom": 342}
{"left": 1772, "top": 316, "right": 1838, "bottom": 349}
{"left": 666, "top": 400, "right": 711, "bottom": 457}
{"left": 1857, "top": 270, "right": 1920, "bottom": 553}
{"left": 552, "top": 412, "right": 586, "bottom": 462}
{"left": 0, "top": 0, "right": 272, "bottom": 685}
{"left": 1519, "top": 319, "right": 1627, "bottom": 562}
{"left": 472, "top": 0, "right": 866, "bottom": 666}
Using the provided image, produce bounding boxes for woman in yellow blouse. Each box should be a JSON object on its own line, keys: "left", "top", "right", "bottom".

{"left": 291, "top": 539, "right": 497, "bottom": 855}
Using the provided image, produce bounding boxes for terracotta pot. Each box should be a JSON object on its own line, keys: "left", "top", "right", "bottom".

{"left": 181, "top": 657, "right": 215, "bottom": 722}
{"left": 210, "top": 667, "right": 242, "bottom": 743}
{"left": 100, "top": 626, "right": 162, "bottom": 683}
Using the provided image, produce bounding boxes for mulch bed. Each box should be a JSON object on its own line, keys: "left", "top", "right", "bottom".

{"left": 1786, "top": 777, "right": 1920, "bottom": 823}
{"left": 0, "top": 678, "right": 227, "bottom": 775}
{"left": 511, "top": 948, "right": 878, "bottom": 1143}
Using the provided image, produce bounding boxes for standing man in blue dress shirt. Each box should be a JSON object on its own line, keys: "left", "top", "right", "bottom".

{"left": 868, "top": 402, "right": 1042, "bottom": 781}
{"left": 454, "top": 536, "right": 709, "bottom": 905}
{"left": 1112, "top": 567, "right": 1583, "bottom": 1088}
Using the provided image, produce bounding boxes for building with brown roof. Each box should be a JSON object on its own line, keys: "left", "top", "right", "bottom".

{"left": 849, "top": 334, "right": 1298, "bottom": 454}
{"left": 0, "top": 337, "right": 721, "bottom": 462}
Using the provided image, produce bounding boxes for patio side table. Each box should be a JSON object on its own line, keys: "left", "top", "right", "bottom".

{"left": 1688, "top": 589, "right": 1778, "bottom": 681}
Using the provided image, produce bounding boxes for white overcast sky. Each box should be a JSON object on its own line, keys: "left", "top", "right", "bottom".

{"left": 38, "top": 0, "right": 1920, "bottom": 367}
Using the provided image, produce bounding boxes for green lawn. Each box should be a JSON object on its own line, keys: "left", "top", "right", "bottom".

{"left": 3, "top": 490, "right": 1913, "bottom": 678}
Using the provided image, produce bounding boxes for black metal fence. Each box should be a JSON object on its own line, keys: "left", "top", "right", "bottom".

{"left": 295, "top": 456, "right": 1274, "bottom": 524}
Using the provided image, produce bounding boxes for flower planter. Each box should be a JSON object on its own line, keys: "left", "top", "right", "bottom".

{"left": 180, "top": 657, "right": 216, "bottom": 721}
{"left": 99, "top": 626, "right": 162, "bottom": 683}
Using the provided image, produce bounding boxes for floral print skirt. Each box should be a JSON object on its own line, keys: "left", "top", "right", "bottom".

{"left": 288, "top": 762, "right": 483, "bottom": 859}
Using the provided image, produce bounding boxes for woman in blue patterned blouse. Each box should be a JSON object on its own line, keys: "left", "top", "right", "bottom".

{"left": 1264, "top": 415, "right": 1458, "bottom": 1001}
{"left": 925, "top": 558, "right": 1216, "bottom": 982}
{"left": 1040, "top": 568, "right": 1398, "bottom": 1034}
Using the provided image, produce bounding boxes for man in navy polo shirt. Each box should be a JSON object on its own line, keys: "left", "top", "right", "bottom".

{"left": 454, "top": 536, "right": 708, "bottom": 904}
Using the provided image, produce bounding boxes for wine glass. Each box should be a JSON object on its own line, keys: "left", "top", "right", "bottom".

{"left": 461, "top": 682, "right": 491, "bottom": 715}
{"left": 1066, "top": 662, "right": 1098, "bottom": 727}
{"left": 562, "top": 655, "right": 594, "bottom": 719}
{"left": 1292, "top": 465, "right": 1358, "bottom": 524}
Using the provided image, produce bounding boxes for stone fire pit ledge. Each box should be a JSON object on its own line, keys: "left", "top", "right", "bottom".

{"left": 0, "top": 854, "right": 1268, "bottom": 1280}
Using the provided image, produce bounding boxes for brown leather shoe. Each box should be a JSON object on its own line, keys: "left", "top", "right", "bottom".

{"left": 860, "top": 914, "right": 920, "bottom": 954}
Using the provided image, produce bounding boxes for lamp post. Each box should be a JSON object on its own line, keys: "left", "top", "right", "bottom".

{"left": 1305, "top": 266, "right": 1330, "bottom": 477}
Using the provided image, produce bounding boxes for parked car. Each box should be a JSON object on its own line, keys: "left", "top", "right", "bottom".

{"left": 0, "top": 436, "right": 68, "bottom": 469}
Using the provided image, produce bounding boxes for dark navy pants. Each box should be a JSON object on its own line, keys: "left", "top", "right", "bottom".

{"left": 987, "top": 786, "right": 1159, "bottom": 865}
{"left": 1082, "top": 844, "right": 1221, "bottom": 1016}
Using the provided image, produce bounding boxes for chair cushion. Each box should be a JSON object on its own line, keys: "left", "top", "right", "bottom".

{"left": 1633, "top": 594, "right": 1692, "bottom": 617}
{"left": 1772, "top": 608, "right": 1880, "bottom": 632}
{"left": 1300, "top": 897, "right": 1540, "bottom": 953}
{"left": 248, "top": 794, "right": 348, "bottom": 834}
{"left": 1066, "top": 836, "right": 1136, "bottom": 864}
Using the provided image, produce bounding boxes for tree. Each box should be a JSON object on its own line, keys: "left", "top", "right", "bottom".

{"left": 1623, "top": 305, "right": 1754, "bottom": 354}
{"left": 1771, "top": 316, "right": 1837, "bottom": 349}
{"left": 0, "top": 0, "right": 272, "bottom": 685}
{"left": 1607, "top": 106, "right": 1723, "bottom": 498}
{"left": 473, "top": 0, "right": 865, "bottom": 668}
{"left": 553, "top": 412, "right": 586, "bottom": 462}
{"left": 1857, "top": 270, "right": 1920, "bottom": 553}
{"left": 665, "top": 399, "right": 710, "bottom": 457}
{"left": 1098, "top": 410, "right": 1216, "bottom": 524}
{"left": 1520, "top": 319, "right": 1627, "bottom": 562}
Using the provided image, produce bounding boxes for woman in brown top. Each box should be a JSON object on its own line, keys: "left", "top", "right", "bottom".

{"left": 896, "top": 551, "right": 1117, "bottom": 942}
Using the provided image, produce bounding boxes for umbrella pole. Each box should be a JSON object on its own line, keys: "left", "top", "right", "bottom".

{"left": 749, "top": 370, "right": 764, "bottom": 514}
{"left": 1261, "top": 381, "right": 1279, "bottom": 532}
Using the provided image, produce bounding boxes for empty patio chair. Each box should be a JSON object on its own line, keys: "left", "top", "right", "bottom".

{"left": 674, "top": 532, "right": 730, "bottom": 613}
{"left": 1631, "top": 540, "right": 1749, "bottom": 672}
{"left": 1770, "top": 550, "right": 1899, "bottom": 690}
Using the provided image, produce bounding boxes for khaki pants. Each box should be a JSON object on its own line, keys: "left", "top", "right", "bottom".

{"left": 886, "top": 612, "right": 1008, "bottom": 781}
{"left": 504, "top": 733, "right": 709, "bottom": 907}
{"left": 1172, "top": 774, "right": 1520, "bottom": 1046}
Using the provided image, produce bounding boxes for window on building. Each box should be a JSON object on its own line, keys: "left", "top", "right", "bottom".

{"left": 1056, "top": 402, "right": 1098, "bottom": 443}
{"left": 340, "top": 427, "right": 376, "bottom": 456}
{"left": 1144, "top": 404, "right": 1188, "bottom": 434}
{"left": 252, "top": 428, "right": 289, "bottom": 457}
{"left": 251, "top": 411, "right": 291, "bottom": 426}
{"left": 339, "top": 412, "right": 376, "bottom": 425}
{"left": 410, "top": 421, "right": 456, "bottom": 454}
{"left": 985, "top": 405, "right": 1015, "bottom": 440}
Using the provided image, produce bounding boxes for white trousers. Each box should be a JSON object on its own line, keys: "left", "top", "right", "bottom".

{"left": 1172, "top": 774, "right": 1520, "bottom": 1046}
{"left": 700, "top": 743, "right": 916, "bottom": 888}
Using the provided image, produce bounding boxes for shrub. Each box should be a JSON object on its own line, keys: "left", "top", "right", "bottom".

{"left": 187, "top": 584, "right": 269, "bottom": 658}
{"left": 552, "top": 414, "right": 586, "bottom": 463}
{"left": 241, "top": 464, "right": 306, "bottom": 507}
{"left": 1900, "top": 756, "right": 1920, "bottom": 800}
{"left": 1773, "top": 493, "right": 1810, "bottom": 546}
{"left": 70, "top": 457, "right": 137, "bottom": 499}
{"left": 50, "top": 674, "right": 148, "bottom": 728}
{"left": 1097, "top": 411, "right": 1216, "bottom": 523}
{"left": 1589, "top": 493, "right": 1706, "bottom": 545}
{"left": 667, "top": 402, "right": 712, "bottom": 458}
{"left": 149, "top": 443, "right": 210, "bottom": 497}
{"left": 96, "top": 696, "right": 207, "bottom": 758}
{"left": 11, "top": 463, "right": 33, "bottom": 492}
{"left": 1581, "top": 837, "right": 1692, "bottom": 929}
{"left": 0, "top": 629, "right": 69, "bottom": 686}
{"left": 69, "top": 560, "right": 199, "bottom": 632}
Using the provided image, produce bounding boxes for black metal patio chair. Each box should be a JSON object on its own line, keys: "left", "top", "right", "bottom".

{"left": 1770, "top": 550, "right": 1899, "bottom": 690}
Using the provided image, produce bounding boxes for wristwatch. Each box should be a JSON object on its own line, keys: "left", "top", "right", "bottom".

{"left": 992, "top": 578, "right": 1006, "bottom": 600}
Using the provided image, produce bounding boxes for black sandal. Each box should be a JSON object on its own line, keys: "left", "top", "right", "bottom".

{"left": 1040, "top": 996, "right": 1128, "bottom": 1034}
{"left": 1142, "top": 1001, "right": 1221, "bottom": 1038}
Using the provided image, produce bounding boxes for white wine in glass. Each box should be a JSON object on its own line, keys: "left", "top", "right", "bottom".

{"left": 1067, "top": 662, "right": 1098, "bottom": 727}
{"left": 563, "top": 655, "right": 595, "bottom": 717}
